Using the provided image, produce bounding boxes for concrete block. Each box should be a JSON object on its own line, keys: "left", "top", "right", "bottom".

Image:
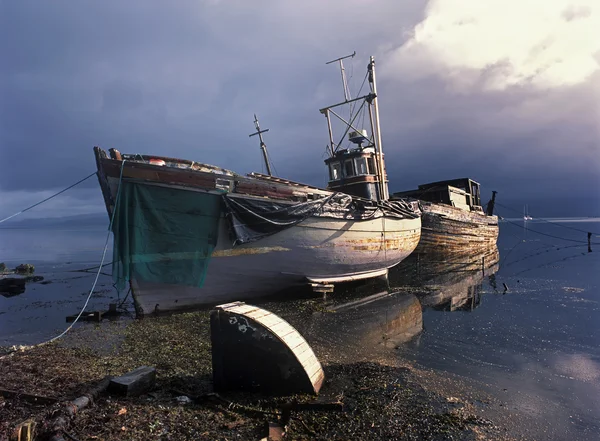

{"left": 108, "top": 366, "right": 156, "bottom": 397}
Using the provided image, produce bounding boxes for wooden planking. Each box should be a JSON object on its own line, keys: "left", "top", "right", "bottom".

{"left": 415, "top": 202, "right": 499, "bottom": 254}
{"left": 225, "top": 303, "right": 260, "bottom": 315}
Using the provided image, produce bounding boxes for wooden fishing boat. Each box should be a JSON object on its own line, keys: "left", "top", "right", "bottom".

{"left": 93, "top": 55, "right": 421, "bottom": 316}
{"left": 391, "top": 178, "right": 499, "bottom": 254}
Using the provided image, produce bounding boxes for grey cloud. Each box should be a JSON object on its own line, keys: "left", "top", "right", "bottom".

{"left": 0, "top": 0, "right": 598, "bottom": 218}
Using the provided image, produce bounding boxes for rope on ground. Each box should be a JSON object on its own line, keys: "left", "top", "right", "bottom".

{"left": 0, "top": 162, "right": 126, "bottom": 360}
{"left": 0, "top": 172, "right": 97, "bottom": 224}
{"left": 69, "top": 261, "right": 113, "bottom": 273}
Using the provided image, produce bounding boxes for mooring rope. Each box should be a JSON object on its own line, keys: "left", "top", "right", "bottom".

{"left": 495, "top": 202, "right": 600, "bottom": 236}
{"left": 498, "top": 215, "right": 599, "bottom": 245}
{"left": 0, "top": 172, "right": 97, "bottom": 224}
{"left": 0, "top": 162, "right": 126, "bottom": 359}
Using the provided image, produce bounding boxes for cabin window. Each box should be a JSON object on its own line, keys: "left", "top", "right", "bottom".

{"left": 329, "top": 162, "right": 341, "bottom": 180}
{"left": 367, "top": 157, "right": 376, "bottom": 175}
{"left": 355, "top": 157, "right": 368, "bottom": 175}
{"left": 344, "top": 160, "right": 354, "bottom": 177}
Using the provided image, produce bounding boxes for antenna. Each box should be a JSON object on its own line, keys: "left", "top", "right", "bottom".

{"left": 326, "top": 51, "right": 355, "bottom": 102}
{"left": 249, "top": 114, "right": 272, "bottom": 176}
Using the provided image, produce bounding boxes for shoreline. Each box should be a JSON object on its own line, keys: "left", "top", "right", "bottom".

{"left": 0, "top": 309, "right": 518, "bottom": 441}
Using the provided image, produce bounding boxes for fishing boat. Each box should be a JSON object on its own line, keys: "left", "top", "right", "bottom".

{"left": 93, "top": 55, "right": 421, "bottom": 316}
{"left": 391, "top": 178, "right": 499, "bottom": 254}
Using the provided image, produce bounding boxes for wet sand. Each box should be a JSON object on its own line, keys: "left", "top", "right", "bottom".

{"left": 0, "top": 306, "right": 516, "bottom": 441}
{"left": 1, "top": 219, "right": 598, "bottom": 440}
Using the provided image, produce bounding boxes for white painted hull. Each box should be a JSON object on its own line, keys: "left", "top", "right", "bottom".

{"left": 102, "top": 175, "right": 421, "bottom": 315}
{"left": 132, "top": 213, "right": 421, "bottom": 315}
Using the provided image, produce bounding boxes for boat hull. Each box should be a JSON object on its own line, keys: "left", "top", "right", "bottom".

{"left": 132, "top": 212, "right": 421, "bottom": 315}
{"left": 415, "top": 203, "right": 498, "bottom": 255}
{"left": 93, "top": 148, "right": 422, "bottom": 315}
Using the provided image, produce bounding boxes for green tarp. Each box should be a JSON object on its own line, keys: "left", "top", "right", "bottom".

{"left": 111, "top": 181, "right": 222, "bottom": 290}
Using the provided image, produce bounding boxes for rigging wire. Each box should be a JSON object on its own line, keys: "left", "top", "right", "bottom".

{"left": 496, "top": 210, "right": 599, "bottom": 245}
{"left": 502, "top": 243, "right": 586, "bottom": 270}
{"left": 334, "top": 99, "right": 368, "bottom": 152}
{"left": 0, "top": 172, "right": 97, "bottom": 224}
{"left": 511, "top": 249, "right": 591, "bottom": 277}
{"left": 349, "top": 71, "right": 369, "bottom": 122}
{"left": 495, "top": 202, "right": 600, "bottom": 235}
{"left": 0, "top": 162, "right": 126, "bottom": 359}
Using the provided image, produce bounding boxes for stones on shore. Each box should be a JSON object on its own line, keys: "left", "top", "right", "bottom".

{"left": 15, "top": 264, "right": 35, "bottom": 275}
{"left": 0, "top": 263, "right": 42, "bottom": 297}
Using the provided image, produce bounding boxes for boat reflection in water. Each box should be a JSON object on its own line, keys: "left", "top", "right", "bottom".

{"left": 269, "top": 245, "right": 499, "bottom": 362}
{"left": 389, "top": 244, "right": 500, "bottom": 313}
{"left": 287, "top": 290, "right": 423, "bottom": 362}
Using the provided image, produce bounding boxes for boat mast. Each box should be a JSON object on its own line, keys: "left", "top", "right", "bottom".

{"left": 326, "top": 51, "right": 355, "bottom": 103}
{"left": 368, "top": 56, "right": 389, "bottom": 200}
{"left": 320, "top": 53, "right": 390, "bottom": 202}
{"left": 249, "top": 114, "right": 272, "bottom": 176}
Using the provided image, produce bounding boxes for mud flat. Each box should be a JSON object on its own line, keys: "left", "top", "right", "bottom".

{"left": 0, "top": 299, "right": 522, "bottom": 441}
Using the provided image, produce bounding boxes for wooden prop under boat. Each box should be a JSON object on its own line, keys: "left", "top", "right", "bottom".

{"left": 391, "top": 178, "right": 499, "bottom": 254}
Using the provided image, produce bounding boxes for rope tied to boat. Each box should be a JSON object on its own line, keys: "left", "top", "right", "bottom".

{"left": 0, "top": 161, "right": 126, "bottom": 359}
{"left": 0, "top": 172, "right": 97, "bottom": 224}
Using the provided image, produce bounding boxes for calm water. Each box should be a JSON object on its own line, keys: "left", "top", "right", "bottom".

{"left": 0, "top": 224, "right": 121, "bottom": 345}
{"left": 1, "top": 217, "right": 599, "bottom": 439}
{"left": 397, "top": 219, "right": 600, "bottom": 441}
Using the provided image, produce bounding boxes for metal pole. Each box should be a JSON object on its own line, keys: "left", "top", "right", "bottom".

{"left": 326, "top": 51, "right": 356, "bottom": 103}
{"left": 249, "top": 114, "right": 272, "bottom": 176}
{"left": 324, "top": 109, "right": 335, "bottom": 156}
{"left": 340, "top": 59, "right": 350, "bottom": 102}
{"left": 369, "top": 56, "right": 388, "bottom": 200}
{"left": 367, "top": 103, "right": 384, "bottom": 200}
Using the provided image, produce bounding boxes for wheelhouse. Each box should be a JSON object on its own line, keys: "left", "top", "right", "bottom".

{"left": 324, "top": 143, "right": 386, "bottom": 201}
{"left": 393, "top": 178, "right": 484, "bottom": 212}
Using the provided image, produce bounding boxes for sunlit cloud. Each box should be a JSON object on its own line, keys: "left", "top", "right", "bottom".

{"left": 384, "top": 0, "right": 600, "bottom": 91}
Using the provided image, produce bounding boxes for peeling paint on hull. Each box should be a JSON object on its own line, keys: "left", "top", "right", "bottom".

{"left": 416, "top": 203, "right": 499, "bottom": 254}
{"left": 94, "top": 148, "right": 422, "bottom": 316}
{"left": 132, "top": 215, "right": 421, "bottom": 315}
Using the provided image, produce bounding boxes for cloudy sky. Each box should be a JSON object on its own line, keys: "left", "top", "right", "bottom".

{"left": 1, "top": 0, "right": 599, "bottom": 220}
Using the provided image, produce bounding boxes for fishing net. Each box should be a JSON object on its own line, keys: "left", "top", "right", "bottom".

{"left": 111, "top": 181, "right": 222, "bottom": 290}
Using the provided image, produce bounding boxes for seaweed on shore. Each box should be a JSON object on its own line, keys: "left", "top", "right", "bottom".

{"left": 1, "top": 311, "right": 513, "bottom": 441}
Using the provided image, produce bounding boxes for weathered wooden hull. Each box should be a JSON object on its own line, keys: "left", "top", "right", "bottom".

{"left": 416, "top": 203, "right": 498, "bottom": 255}
{"left": 129, "top": 203, "right": 421, "bottom": 315}
{"left": 94, "top": 148, "right": 421, "bottom": 315}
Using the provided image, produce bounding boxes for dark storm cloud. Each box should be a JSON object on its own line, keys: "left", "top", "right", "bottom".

{"left": 0, "top": 0, "right": 598, "bottom": 218}
{"left": 0, "top": 0, "right": 423, "bottom": 192}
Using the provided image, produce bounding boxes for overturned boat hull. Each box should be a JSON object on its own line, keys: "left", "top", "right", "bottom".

{"left": 94, "top": 148, "right": 421, "bottom": 315}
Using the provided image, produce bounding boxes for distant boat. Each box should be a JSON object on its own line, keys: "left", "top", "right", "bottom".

{"left": 524, "top": 205, "right": 533, "bottom": 221}
{"left": 390, "top": 178, "right": 499, "bottom": 254}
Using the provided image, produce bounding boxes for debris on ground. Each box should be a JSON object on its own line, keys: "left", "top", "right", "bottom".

{"left": 0, "top": 310, "right": 516, "bottom": 440}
